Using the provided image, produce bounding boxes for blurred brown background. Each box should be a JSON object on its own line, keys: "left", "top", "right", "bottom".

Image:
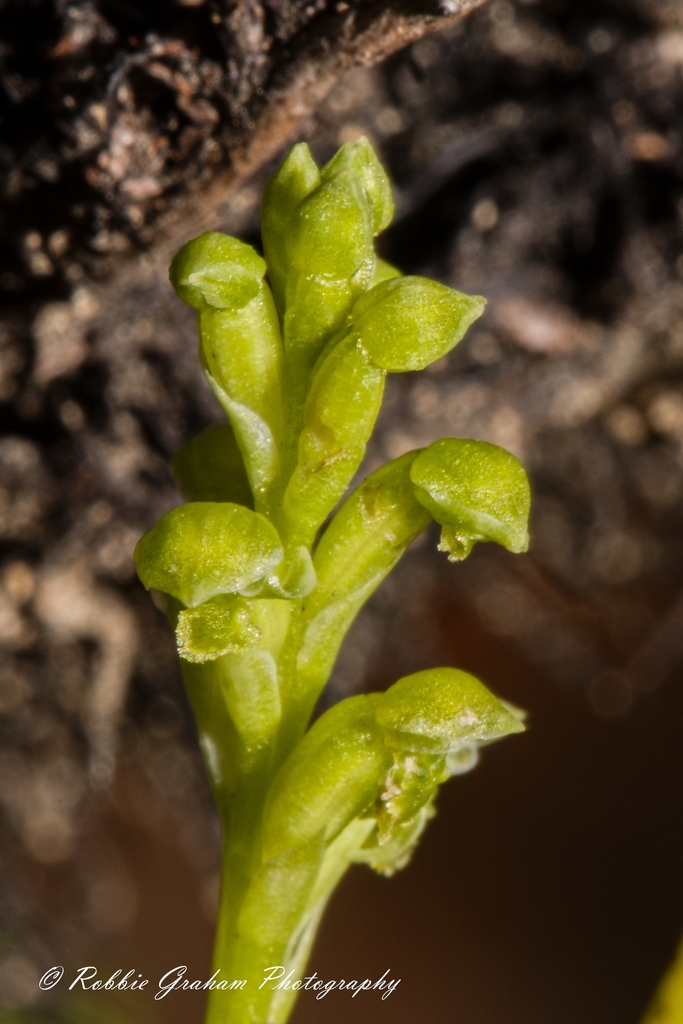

{"left": 2, "top": 0, "right": 683, "bottom": 1021}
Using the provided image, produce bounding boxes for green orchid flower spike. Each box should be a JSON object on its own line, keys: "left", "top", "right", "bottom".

{"left": 134, "top": 137, "right": 531, "bottom": 1024}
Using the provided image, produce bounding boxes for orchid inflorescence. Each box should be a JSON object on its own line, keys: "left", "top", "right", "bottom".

{"left": 135, "top": 137, "right": 530, "bottom": 1024}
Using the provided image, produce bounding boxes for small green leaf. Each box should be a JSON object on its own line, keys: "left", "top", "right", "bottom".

{"left": 262, "top": 695, "right": 393, "bottom": 861}
{"left": 134, "top": 502, "right": 283, "bottom": 608}
{"left": 410, "top": 438, "right": 530, "bottom": 559}
{"left": 320, "top": 136, "right": 394, "bottom": 235}
{"left": 375, "top": 667, "right": 525, "bottom": 754}
{"left": 176, "top": 593, "right": 262, "bottom": 663}
{"left": 170, "top": 231, "right": 265, "bottom": 311}
{"left": 170, "top": 422, "right": 253, "bottom": 507}
{"left": 351, "top": 276, "right": 485, "bottom": 371}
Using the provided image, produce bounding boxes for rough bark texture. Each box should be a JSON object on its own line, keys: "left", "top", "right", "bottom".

{"left": 0, "top": 0, "right": 485, "bottom": 294}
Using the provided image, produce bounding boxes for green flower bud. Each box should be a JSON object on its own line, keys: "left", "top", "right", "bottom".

{"left": 170, "top": 231, "right": 265, "bottom": 311}
{"left": 320, "top": 136, "right": 394, "bottom": 235}
{"left": 262, "top": 695, "right": 393, "bottom": 861}
{"left": 284, "top": 170, "right": 375, "bottom": 364}
{"left": 375, "top": 667, "right": 525, "bottom": 755}
{"left": 351, "top": 276, "right": 486, "bottom": 372}
{"left": 410, "top": 438, "right": 531, "bottom": 559}
{"left": 261, "top": 143, "right": 321, "bottom": 312}
{"left": 134, "top": 502, "right": 283, "bottom": 608}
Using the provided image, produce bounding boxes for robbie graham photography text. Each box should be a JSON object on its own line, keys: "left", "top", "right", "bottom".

{"left": 38, "top": 964, "right": 402, "bottom": 1001}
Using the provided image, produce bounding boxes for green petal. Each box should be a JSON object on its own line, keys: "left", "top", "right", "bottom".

{"left": 289, "top": 169, "right": 373, "bottom": 282}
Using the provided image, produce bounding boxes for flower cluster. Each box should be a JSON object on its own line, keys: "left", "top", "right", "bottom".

{"left": 134, "top": 137, "right": 530, "bottom": 1024}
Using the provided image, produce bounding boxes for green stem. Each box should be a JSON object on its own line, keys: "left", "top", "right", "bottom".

{"left": 267, "top": 818, "right": 376, "bottom": 1024}
{"left": 198, "top": 604, "right": 322, "bottom": 1024}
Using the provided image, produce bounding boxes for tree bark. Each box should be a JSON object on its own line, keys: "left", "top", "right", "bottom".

{"left": 0, "top": 0, "right": 488, "bottom": 292}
